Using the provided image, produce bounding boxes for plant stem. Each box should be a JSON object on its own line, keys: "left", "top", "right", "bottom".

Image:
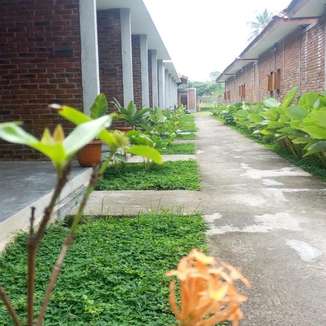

{"left": 0, "top": 287, "right": 22, "bottom": 326}
{"left": 36, "top": 156, "right": 113, "bottom": 325}
{"left": 27, "top": 165, "right": 70, "bottom": 326}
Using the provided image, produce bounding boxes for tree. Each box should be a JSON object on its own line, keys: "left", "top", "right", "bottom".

{"left": 188, "top": 81, "right": 224, "bottom": 98}
{"left": 209, "top": 71, "right": 221, "bottom": 82}
{"left": 188, "top": 71, "right": 224, "bottom": 98}
{"left": 248, "top": 9, "right": 273, "bottom": 41}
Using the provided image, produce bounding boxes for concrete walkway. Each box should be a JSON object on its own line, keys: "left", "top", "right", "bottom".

{"left": 196, "top": 113, "right": 326, "bottom": 326}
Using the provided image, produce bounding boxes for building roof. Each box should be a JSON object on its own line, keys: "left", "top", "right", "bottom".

{"left": 217, "top": 0, "right": 326, "bottom": 83}
{"left": 96, "top": 0, "right": 179, "bottom": 77}
{"left": 164, "top": 61, "right": 180, "bottom": 82}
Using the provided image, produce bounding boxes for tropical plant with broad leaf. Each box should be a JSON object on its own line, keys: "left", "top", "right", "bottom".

{"left": 111, "top": 98, "right": 150, "bottom": 129}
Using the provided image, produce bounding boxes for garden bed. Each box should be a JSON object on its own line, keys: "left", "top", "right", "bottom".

{"left": 179, "top": 114, "right": 197, "bottom": 133}
{"left": 160, "top": 143, "right": 196, "bottom": 155}
{"left": 96, "top": 161, "right": 200, "bottom": 191}
{"left": 0, "top": 214, "right": 206, "bottom": 325}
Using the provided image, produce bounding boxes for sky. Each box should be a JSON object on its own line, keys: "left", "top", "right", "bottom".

{"left": 143, "top": 0, "right": 290, "bottom": 81}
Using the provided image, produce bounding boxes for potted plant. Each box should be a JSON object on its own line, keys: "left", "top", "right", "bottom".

{"left": 77, "top": 94, "right": 108, "bottom": 167}
{"left": 111, "top": 98, "right": 150, "bottom": 131}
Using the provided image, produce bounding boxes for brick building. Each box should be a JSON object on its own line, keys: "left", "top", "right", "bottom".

{"left": 0, "top": 0, "right": 181, "bottom": 249}
{"left": 0, "top": 0, "right": 180, "bottom": 159}
{"left": 217, "top": 0, "right": 326, "bottom": 103}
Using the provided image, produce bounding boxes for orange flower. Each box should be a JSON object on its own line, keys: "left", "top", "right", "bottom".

{"left": 166, "top": 249, "right": 250, "bottom": 326}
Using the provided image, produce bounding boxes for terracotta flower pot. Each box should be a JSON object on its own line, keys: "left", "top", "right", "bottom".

{"left": 77, "top": 140, "right": 102, "bottom": 167}
{"left": 115, "top": 125, "right": 133, "bottom": 133}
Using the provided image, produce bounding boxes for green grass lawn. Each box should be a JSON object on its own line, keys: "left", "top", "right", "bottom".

{"left": 179, "top": 114, "right": 197, "bottom": 132}
{"left": 96, "top": 160, "right": 200, "bottom": 190}
{"left": 160, "top": 143, "right": 196, "bottom": 155}
{"left": 176, "top": 133, "right": 196, "bottom": 140}
{"left": 0, "top": 214, "right": 206, "bottom": 325}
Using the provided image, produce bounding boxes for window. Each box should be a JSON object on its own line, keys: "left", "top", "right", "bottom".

{"left": 268, "top": 73, "right": 273, "bottom": 94}
{"left": 224, "top": 90, "right": 231, "bottom": 102}
{"left": 267, "top": 69, "right": 281, "bottom": 96}
{"left": 275, "top": 69, "right": 281, "bottom": 94}
{"left": 239, "top": 84, "right": 246, "bottom": 100}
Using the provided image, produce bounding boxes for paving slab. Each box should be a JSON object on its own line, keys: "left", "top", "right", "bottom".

{"left": 127, "top": 154, "right": 196, "bottom": 163}
{"left": 0, "top": 161, "right": 91, "bottom": 251}
{"left": 84, "top": 190, "right": 203, "bottom": 216}
{"left": 0, "top": 161, "right": 88, "bottom": 222}
{"left": 173, "top": 139, "right": 196, "bottom": 144}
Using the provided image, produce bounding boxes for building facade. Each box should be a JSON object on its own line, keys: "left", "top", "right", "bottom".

{"left": 218, "top": 0, "right": 326, "bottom": 103}
{"left": 0, "top": 0, "right": 180, "bottom": 159}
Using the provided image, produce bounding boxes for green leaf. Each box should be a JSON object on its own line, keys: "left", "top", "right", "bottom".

{"left": 64, "top": 116, "right": 111, "bottom": 156}
{"left": 33, "top": 142, "right": 66, "bottom": 168}
{"left": 127, "top": 130, "right": 154, "bottom": 147}
{"left": 90, "top": 94, "right": 108, "bottom": 119}
{"left": 248, "top": 113, "right": 263, "bottom": 123}
{"left": 305, "top": 141, "right": 326, "bottom": 156}
{"left": 300, "top": 124, "right": 326, "bottom": 139}
{"left": 287, "top": 106, "right": 308, "bottom": 120}
{"left": 59, "top": 106, "right": 92, "bottom": 125}
{"left": 128, "top": 145, "right": 163, "bottom": 165}
{"left": 304, "top": 109, "right": 326, "bottom": 128}
{"left": 99, "top": 130, "right": 119, "bottom": 149}
{"left": 292, "top": 136, "right": 311, "bottom": 145}
{"left": 298, "top": 92, "right": 320, "bottom": 110}
{"left": 263, "top": 98, "right": 280, "bottom": 108}
{"left": 0, "top": 122, "right": 38, "bottom": 146}
{"left": 281, "top": 87, "right": 298, "bottom": 108}
{"left": 261, "top": 108, "right": 279, "bottom": 121}
{"left": 58, "top": 105, "right": 116, "bottom": 149}
{"left": 0, "top": 122, "right": 67, "bottom": 170}
{"left": 127, "top": 101, "right": 137, "bottom": 116}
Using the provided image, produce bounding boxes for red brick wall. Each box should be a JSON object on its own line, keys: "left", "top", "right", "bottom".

{"left": 300, "top": 22, "right": 325, "bottom": 93}
{"left": 225, "top": 20, "right": 326, "bottom": 103}
{"left": 225, "top": 63, "right": 256, "bottom": 103}
{"left": 258, "top": 49, "right": 277, "bottom": 100}
{"left": 0, "top": 0, "right": 82, "bottom": 160}
{"left": 225, "top": 78, "right": 237, "bottom": 102}
{"left": 148, "top": 51, "right": 153, "bottom": 107}
{"left": 97, "top": 9, "right": 124, "bottom": 106}
{"left": 132, "top": 35, "right": 142, "bottom": 108}
{"left": 282, "top": 32, "right": 301, "bottom": 97}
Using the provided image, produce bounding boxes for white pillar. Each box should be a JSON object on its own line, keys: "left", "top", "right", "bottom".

{"left": 158, "top": 60, "right": 165, "bottom": 108}
{"left": 120, "top": 8, "right": 134, "bottom": 106}
{"left": 166, "top": 74, "right": 171, "bottom": 108}
{"left": 175, "top": 81, "right": 178, "bottom": 106}
{"left": 140, "top": 35, "right": 149, "bottom": 107}
{"left": 171, "top": 78, "right": 175, "bottom": 107}
{"left": 79, "top": 0, "right": 100, "bottom": 114}
{"left": 149, "top": 50, "right": 158, "bottom": 107}
{"left": 168, "top": 75, "right": 172, "bottom": 108}
{"left": 164, "top": 69, "right": 169, "bottom": 108}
